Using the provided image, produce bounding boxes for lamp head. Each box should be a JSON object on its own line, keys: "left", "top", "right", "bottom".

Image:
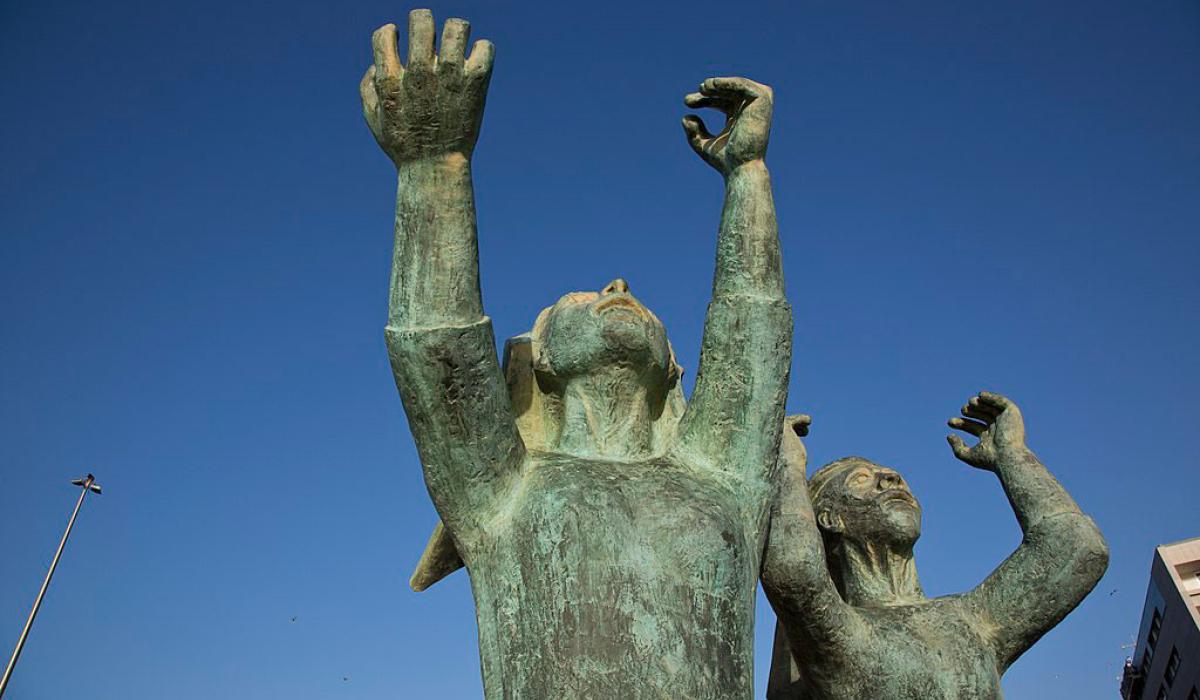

{"left": 72, "top": 474, "right": 103, "bottom": 494}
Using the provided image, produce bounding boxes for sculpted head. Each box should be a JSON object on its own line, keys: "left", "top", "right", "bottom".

{"left": 531, "top": 278, "right": 681, "bottom": 396}
{"left": 809, "top": 457, "right": 922, "bottom": 550}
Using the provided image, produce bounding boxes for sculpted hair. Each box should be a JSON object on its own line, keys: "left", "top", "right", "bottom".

{"left": 808, "top": 456, "right": 881, "bottom": 599}
{"left": 808, "top": 456, "right": 878, "bottom": 515}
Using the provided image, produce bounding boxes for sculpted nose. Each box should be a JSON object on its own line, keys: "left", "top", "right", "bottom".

{"left": 602, "top": 278, "right": 630, "bottom": 295}
{"left": 877, "top": 472, "right": 901, "bottom": 490}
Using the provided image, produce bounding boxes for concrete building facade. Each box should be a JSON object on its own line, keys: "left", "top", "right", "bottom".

{"left": 1122, "top": 537, "right": 1200, "bottom": 700}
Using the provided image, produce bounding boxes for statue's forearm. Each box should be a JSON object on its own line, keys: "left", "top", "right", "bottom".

{"left": 993, "top": 449, "right": 1084, "bottom": 534}
{"left": 389, "top": 154, "right": 485, "bottom": 329}
{"left": 712, "top": 161, "right": 784, "bottom": 300}
{"left": 762, "top": 458, "right": 853, "bottom": 657}
{"left": 677, "top": 159, "right": 791, "bottom": 478}
{"left": 762, "top": 490, "right": 834, "bottom": 616}
{"left": 973, "top": 448, "right": 1108, "bottom": 668}
{"left": 383, "top": 154, "right": 523, "bottom": 530}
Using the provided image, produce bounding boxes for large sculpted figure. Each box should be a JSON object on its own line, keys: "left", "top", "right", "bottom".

{"left": 360, "top": 10, "right": 791, "bottom": 698}
{"left": 762, "top": 392, "right": 1109, "bottom": 699}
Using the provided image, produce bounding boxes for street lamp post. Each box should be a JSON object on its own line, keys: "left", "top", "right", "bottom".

{"left": 0, "top": 474, "right": 103, "bottom": 698}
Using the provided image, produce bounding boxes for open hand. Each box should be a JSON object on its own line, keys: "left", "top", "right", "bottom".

{"left": 947, "top": 391, "right": 1029, "bottom": 471}
{"left": 682, "top": 77, "right": 773, "bottom": 175}
{"left": 360, "top": 10, "right": 495, "bottom": 167}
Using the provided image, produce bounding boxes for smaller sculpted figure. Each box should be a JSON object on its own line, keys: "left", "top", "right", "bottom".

{"left": 762, "top": 392, "right": 1109, "bottom": 700}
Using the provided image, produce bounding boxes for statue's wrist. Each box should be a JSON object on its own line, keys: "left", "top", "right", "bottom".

{"left": 724, "top": 158, "right": 768, "bottom": 180}
{"left": 396, "top": 152, "right": 472, "bottom": 176}
{"left": 996, "top": 445, "right": 1036, "bottom": 470}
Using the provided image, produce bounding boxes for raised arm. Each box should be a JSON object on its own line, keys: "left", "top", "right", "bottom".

{"left": 948, "top": 392, "right": 1109, "bottom": 671}
{"left": 362, "top": 11, "right": 492, "bottom": 329}
{"left": 673, "top": 78, "right": 792, "bottom": 483}
{"left": 361, "top": 11, "right": 523, "bottom": 532}
{"left": 762, "top": 416, "right": 863, "bottom": 682}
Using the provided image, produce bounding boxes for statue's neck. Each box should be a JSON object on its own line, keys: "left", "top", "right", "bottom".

{"left": 834, "top": 538, "right": 924, "bottom": 607}
{"left": 554, "top": 367, "right": 655, "bottom": 460}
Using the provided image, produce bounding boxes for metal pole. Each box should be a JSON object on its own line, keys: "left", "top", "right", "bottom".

{"left": 0, "top": 474, "right": 101, "bottom": 698}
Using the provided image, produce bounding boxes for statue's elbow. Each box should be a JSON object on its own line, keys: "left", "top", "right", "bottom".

{"left": 761, "top": 551, "right": 800, "bottom": 592}
{"left": 1082, "top": 522, "right": 1110, "bottom": 582}
{"left": 1063, "top": 514, "right": 1110, "bottom": 585}
{"left": 762, "top": 545, "right": 826, "bottom": 598}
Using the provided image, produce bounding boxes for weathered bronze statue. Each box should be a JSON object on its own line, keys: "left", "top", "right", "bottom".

{"left": 360, "top": 10, "right": 791, "bottom": 698}
{"left": 763, "top": 392, "right": 1109, "bottom": 699}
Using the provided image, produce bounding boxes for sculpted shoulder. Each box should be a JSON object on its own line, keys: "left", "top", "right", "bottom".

{"left": 807, "top": 599, "right": 1002, "bottom": 700}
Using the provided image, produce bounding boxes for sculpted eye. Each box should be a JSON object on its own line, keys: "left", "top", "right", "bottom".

{"left": 852, "top": 473, "right": 869, "bottom": 485}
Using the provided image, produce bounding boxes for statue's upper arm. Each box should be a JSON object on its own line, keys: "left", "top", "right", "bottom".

{"left": 965, "top": 512, "right": 1109, "bottom": 670}
{"left": 675, "top": 295, "right": 792, "bottom": 477}
{"left": 386, "top": 318, "right": 525, "bottom": 529}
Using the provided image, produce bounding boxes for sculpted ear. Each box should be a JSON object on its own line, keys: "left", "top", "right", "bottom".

{"left": 817, "top": 509, "right": 843, "bottom": 534}
{"left": 529, "top": 305, "right": 556, "bottom": 376}
{"left": 532, "top": 347, "right": 552, "bottom": 374}
{"left": 667, "top": 344, "right": 684, "bottom": 388}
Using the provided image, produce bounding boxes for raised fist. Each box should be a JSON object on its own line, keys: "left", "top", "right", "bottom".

{"left": 360, "top": 10, "right": 495, "bottom": 167}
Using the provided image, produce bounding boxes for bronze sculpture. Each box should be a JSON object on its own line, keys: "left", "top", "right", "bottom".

{"left": 361, "top": 10, "right": 792, "bottom": 698}
{"left": 763, "top": 393, "right": 1109, "bottom": 699}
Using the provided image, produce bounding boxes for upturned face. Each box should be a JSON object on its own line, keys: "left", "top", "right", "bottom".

{"left": 817, "top": 461, "right": 922, "bottom": 549}
{"left": 533, "top": 279, "right": 675, "bottom": 389}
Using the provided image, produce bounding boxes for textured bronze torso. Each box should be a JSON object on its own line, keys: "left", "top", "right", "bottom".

{"left": 467, "top": 452, "right": 764, "bottom": 698}
{"left": 806, "top": 599, "right": 1002, "bottom": 700}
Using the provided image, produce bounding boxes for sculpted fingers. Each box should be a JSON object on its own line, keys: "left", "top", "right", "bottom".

{"left": 777, "top": 415, "right": 811, "bottom": 493}
{"left": 685, "top": 91, "right": 736, "bottom": 114}
{"left": 691, "top": 76, "right": 773, "bottom": 167}
{"left": 947, "top": 399, "right": 1001, "bottom": 470}
{"left": 978, "top": 391, "right": 1014, "bottom": 413}
{"left": 363, "top": 12, "right": 493, "bottom": 165}
{"left": 946, "top": 434, "right": 973, "bottom": 461}
{"left": 465, "top": 39, "right": 495, "bottom": 81}
{"left": 407, "top": 9, "right": 436, "bottom": 72}
{"left": 681, "top": 115, "right": 714, "bottom": 157}
{"left": 700, "top": 76, "right": 771, "bottom": 102}
{"left": 978, "top": 391, "right": 1027, "bottom": 452}
{"left": 968, "top": 396, "right": 1000, "bottom": 418}
{"left": 360, "top": 66, "right": 377, "bottom": 106}
{"left": 372, "top": 24, "right": 403, "bottom": 79}
{"left": 439, "top": 18, "right": 470, "bottom": 71}
{"left": 962, "top": 401, "right": 997, "bottom": 425}
{"left": 360, "top": 66, "right": 380, "bottom": 126}
{"left": 949, "top": 416, "right": 987, "bottom": 437}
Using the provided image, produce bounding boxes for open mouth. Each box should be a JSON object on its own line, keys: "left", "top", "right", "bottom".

{"left": 594, "top": 294, "right": 645, "bottom": 318}
{"left": 879, "top": 491, "right": 918, "bottom": 509}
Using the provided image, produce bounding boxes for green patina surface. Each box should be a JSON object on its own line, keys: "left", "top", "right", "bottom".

{"left": 360, "top": 11, "right": 1109, "bottom": 699}
{"left": 361, "top": 10, "right": 790, "bottom": 698}
{"left": 763, "top": 394, "right": 1109, "bottom": 700}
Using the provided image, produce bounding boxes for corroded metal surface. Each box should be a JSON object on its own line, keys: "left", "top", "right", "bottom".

{"left": 763, "top": 394, "right": 1109, "bottom": 699}
{"left": 361, "top": 10, "right": 791, "bottom": 698}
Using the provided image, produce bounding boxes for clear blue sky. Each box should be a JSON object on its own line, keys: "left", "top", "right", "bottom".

{"left": 2, "top": 1, "right": 1197, "bottom": 697}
